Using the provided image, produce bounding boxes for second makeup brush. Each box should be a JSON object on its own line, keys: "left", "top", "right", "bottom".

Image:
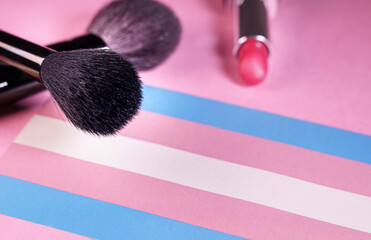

{"left": 51, "top": 0, "right": 182, "bottom": 71}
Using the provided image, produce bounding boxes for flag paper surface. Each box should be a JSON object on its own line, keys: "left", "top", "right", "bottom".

{"left": 0, "top": 0, "right": 370, "bottom": 239}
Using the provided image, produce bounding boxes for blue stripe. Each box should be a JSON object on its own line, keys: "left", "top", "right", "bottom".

{"left": 141, "top": 85, "right": 371, "bottom": 164}
{"left": 0, "top": 175, "right": 246, "bottom": 240}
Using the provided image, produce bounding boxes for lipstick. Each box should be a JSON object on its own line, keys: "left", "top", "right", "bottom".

{"left": 233, "top": 0, "right": 272, "bottom": 85}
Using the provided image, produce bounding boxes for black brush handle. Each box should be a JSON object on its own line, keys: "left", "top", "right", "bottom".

{"left": 0, "top": 64, "right": 45, "bottom": 104}
{"left": 0, "top": 33, "right": 106, "bottom": 105}
{"left": 49, "top": 34, "right": 106, "bottom": 51}
{"left": 0, "top": 30, "right": 55, "bottom": 80}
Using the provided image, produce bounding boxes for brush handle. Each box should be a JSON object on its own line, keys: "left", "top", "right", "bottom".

{"left": 0, "top": 30, "right": 55, "bottom": 80}
{"left": 0, "top": 34, "right": 106, "bottom": 105}
{"left": 0, "top": 64, "right": 45, "bottom": 105}
{"left": 49, "top": 34, "right": 106, "bottom": 51}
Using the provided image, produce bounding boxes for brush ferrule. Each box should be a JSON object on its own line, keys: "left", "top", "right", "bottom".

{"left": 0, "top": 30, "right": 55, "bottom": 81}
{"left": 48, "top": 34, "right": 107, "bottom": 52}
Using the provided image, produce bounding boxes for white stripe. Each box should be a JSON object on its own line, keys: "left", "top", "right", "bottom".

{"left": 15, "top": 115, "right": 371, "bottom": 233}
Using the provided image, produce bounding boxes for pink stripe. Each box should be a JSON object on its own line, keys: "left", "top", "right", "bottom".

{"left": 0, "top": 91, "right": 49, "bottom": 158}
{"left": 0, "top": 214, "right": 91, "bottom": 240}
{"left": 38, "top": 100, "right": 371, "bottom": 197}
{"left": 1, "top": 144, "right": 369, "bottom": 240}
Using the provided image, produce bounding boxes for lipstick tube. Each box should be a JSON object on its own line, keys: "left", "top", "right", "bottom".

{"left": 234, "top": 0, "right": 271, "bottom": 54}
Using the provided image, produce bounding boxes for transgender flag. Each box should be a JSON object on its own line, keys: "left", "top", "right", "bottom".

{"left": 0, "top": 85, "right": 370, "bottom": 239}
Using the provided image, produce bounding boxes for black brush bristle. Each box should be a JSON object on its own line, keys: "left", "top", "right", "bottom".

{"left": 40, "top": 49, "right": 142, "bottom": 135}
{"left": 88, "top": 0, "right": 181, "bottom": 70}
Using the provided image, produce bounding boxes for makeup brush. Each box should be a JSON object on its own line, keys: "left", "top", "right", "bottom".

{"left": 0, "top": 30, "right": 142, "bottom": 135}
{"left": 50, "top": 0, "right": 182, "bottom": 71}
